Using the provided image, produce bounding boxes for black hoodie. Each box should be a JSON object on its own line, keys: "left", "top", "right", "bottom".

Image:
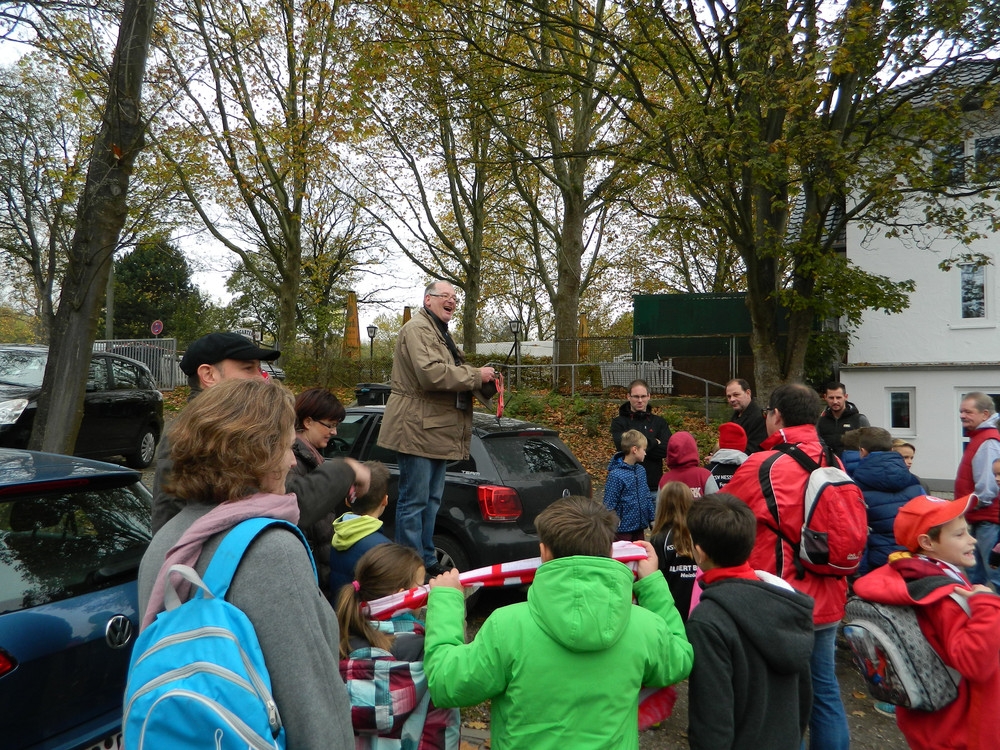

{"left": 687, "top": 575, "right": 815, "bottom": 750}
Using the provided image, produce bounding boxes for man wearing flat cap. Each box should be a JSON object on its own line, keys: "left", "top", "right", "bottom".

{"left": 151, "top": 332, "right": 369, "bottom": 542}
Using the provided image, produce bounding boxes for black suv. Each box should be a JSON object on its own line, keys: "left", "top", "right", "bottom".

{"left": 0, "top": 345, "right": 164, "bottom": 468}
{"left": 325, "top": 406, "right": 592, "bottom": 570}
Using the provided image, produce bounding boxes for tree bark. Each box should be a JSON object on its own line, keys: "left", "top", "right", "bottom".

{"left": 29, "top": 0, "right": 156, "bottom": 453}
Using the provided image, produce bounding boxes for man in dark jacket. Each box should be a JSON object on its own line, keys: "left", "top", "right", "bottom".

{"left": 725, "top": 379, "right": 767, "bottom": 453}
{"left": 816, "top": 381, "right": 869, "bottom": 456}
{"left": 611, "top": 379, "right": 672, "bottom": 492}
{"left": 151, "top": 331, "right": 369, "bottom": 536}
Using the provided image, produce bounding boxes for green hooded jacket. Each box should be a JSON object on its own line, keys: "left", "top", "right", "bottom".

{"left": 425, "top": 556, "right": 693, "bottom": 750}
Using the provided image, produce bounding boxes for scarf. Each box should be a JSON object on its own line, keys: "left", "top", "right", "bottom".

{"left": 702, "top": 561, "right": 757, "bottom": 585}
{"left": 142, "top": 492, "right": 300, "bottom": 630}
{"left": 424, "top": 306, "right": 463, "bottom": 365}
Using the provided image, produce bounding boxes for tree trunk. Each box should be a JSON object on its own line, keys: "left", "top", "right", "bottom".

{"left": 553, "top": 193, "right": 584, "bottom": 380}
{"left": 29, "top": 0, "right": 156, "bottom": 453}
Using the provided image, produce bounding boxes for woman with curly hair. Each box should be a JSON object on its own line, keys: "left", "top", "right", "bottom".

{"left": 137, "top": 378, "right": 354, "bottom": 748}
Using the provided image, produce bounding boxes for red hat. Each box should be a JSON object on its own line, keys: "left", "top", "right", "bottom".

{"left": 718, "top": 422, "right": 747, "bottom": 451}
{"left": 893, "top": 494, "right": 976, "bottom": 552}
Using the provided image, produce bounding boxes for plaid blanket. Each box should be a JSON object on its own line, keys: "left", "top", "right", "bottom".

{"left": 340, "top": 619, "right": 460, "bottom": 750}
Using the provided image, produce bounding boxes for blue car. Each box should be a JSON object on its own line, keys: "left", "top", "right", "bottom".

{"left": 0, "top": 449, "right": 151, "bottom": 749}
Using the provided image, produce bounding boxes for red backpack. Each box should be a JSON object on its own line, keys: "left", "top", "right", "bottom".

{"left": 759, "top": 443, "right": 868, "bottom": 578}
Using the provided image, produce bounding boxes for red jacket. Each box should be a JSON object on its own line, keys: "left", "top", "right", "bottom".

{"left": 957, "top": 424, "right": 1000, "bottom": 525}
{"left": 660, "top": 431, "right": 711, "bottom": 497}
{"left": 854, "top": 557, "right": 1000, "bottom": 750}
{"left": 724, "top": 424, "right": 847, "bottom": 625}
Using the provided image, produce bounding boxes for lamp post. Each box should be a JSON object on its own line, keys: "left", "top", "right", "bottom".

{"left": 508, "top": 319, "right": 521, "bottom": 387}
{"left": 366, "top": 324, "right": 377, "bottom": 380}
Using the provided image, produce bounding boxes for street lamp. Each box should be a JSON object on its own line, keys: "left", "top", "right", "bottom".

{"left": 366, "top": 325, "right": 377, "bottom": 380}
{"left": 508, "top": 319, "right": 521, "bottom": 387}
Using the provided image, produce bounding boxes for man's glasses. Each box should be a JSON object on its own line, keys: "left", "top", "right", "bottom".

{"left": 428, "top": 293, "right": 461, "bottom": 304}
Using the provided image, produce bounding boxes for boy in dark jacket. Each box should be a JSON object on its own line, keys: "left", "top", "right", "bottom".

{"left": 329, "top": 461, "right": 393, "bottom": 592}
{"left": 853, "top": 427, "right": 924, "bottom": 574}
{"left": 686, "top": 494, "right": 815, "bottom": 750}
{"left": 705, "top": 422, "right": 748, "bottom": 493}
{"left": 604, "top": 430, "right": 655, "bottom": 541}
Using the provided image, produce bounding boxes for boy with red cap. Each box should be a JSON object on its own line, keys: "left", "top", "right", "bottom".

{"left": 705, "top": 423, "right": 748, "bottom": 493}
{"left": 853, "top": 493, "right": 1000, "bottom": 750}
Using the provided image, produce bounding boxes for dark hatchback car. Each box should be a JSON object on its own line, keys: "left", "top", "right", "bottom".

{"left": 325, "top": 405, "right": 592, "bottom": 570}
{"left": 0, "top": 345, "right": 164, "bottom": 469}
{"left": 0, "top": 448, "right": 151, "bottom": 750}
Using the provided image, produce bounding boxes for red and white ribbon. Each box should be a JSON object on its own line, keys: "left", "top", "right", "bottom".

{"left": 363, "top": 541, "right": 648, "bottom": 620}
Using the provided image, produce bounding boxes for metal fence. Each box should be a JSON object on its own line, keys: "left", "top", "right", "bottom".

{"left": 94, "top": 338, "right": 182, "bottom": 390}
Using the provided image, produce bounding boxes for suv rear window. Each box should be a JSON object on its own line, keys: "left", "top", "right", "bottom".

{"left": 487, "top": 436, "right": 581, "bottom": 481}
{"left": 0, "top": 482, "right": 151, "bottom": 614}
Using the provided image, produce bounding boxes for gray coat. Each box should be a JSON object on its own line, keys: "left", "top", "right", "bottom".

{"left": 138, "top": 504, "right": 354, "bottom": 748}
{"left": 377, "top": 308, "right": 490, "bottom": 460}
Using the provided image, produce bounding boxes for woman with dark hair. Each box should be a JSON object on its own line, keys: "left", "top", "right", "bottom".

{"left": 290, "top": 387, "right": 348, "bottom": 594}
{"left": 291, "top": 387, "right": 347, "bottom": 475}
{"left": 137, "top": 378, "right": 354, "bottom": 747}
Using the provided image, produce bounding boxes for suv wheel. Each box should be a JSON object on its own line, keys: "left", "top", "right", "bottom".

{"left": 126, "top": 427, "right": 157, "bottom": 469}
{"left": 433, "top": 533, "right": 470, "bottom": 572}
{"left": 433, "top": 533, "right": 481, "bottom": 608}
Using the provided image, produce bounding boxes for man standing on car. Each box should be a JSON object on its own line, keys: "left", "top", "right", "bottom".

{"left": 377, "top": 281, "right": 497, "bottom": 576}
{"left": 151, "top": 332, "right": 369, "bottom": 542}
{"left": 611, "top": 379, "right": 672, "bottom": 493}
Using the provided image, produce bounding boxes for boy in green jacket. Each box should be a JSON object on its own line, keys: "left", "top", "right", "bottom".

{"left": 424, "top": 496, "right": 694, "bottom": 750}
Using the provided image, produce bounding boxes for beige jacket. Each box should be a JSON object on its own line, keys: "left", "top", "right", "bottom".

{"left": 377, "top": 308, "right": 490, "bottom": 460}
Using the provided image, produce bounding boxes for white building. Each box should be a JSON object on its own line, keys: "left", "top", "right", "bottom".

{"left": 843, "top": 75, "right": 1000, "bottom": 490}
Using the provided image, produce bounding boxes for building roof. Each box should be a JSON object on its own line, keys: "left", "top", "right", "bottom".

{"left": 888, "top": 58, "right": 1000, "bottom": 110}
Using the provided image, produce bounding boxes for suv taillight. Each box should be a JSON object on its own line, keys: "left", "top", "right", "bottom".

{"left": 477, "top": 486, "right": 522, "bottom": 521}
{"left": 0, "top": 648, "right": 16, "bottom": 677}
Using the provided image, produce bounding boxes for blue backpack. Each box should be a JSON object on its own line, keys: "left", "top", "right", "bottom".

{"left": 123, "top": 518, "right": 314, "bottom": 750}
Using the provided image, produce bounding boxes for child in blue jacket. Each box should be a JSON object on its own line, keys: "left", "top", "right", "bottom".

{"left": 604, "top": 430, "right": 655, "bottom": 541}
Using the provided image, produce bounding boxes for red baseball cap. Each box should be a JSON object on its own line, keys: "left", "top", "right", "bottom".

{"left": 893, "top": 494, "right": 976, "bottom": 552}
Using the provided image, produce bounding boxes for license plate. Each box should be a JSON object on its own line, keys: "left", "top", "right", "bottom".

{"left": 84, "top": 731, "right": 123, "bottom": 750}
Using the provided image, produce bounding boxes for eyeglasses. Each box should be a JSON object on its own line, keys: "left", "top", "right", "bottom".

{"left": 763, "top": 407, "right": 774, "bottom": 416}
{"left": 316, "top": 419, "right": 339, "bottom": 431}
{"left": 427, "top": 293, "right": 461, "bottom": 304}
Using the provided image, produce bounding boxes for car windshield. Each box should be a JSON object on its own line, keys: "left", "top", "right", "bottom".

{"left": 0, "top": 350, "right": 47, "bottom": 387}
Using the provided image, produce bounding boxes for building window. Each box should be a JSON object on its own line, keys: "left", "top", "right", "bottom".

{"left": 975, "top": 136, "right": 1000, "bottom": 182}
{"left": 960, "top": 263, "right": 986, "bottom": 319}
{"left": 934, "top": 141, "right": 966, "bottom": 185}
{"left": 888, "top": 389, "right": 914, "bottom": 432}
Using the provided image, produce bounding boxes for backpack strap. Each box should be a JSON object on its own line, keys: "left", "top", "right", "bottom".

{"left": 758, "top": 442, "right": 834, "bottom": 580}
{"left": 200, "top": 518, "right": 315, "bottom": 600}
{"left": 757, "top": 450, "right": 788, "bottom": 578}
{"left": 773, "top": 442, "right": 828, "bottom": 473}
